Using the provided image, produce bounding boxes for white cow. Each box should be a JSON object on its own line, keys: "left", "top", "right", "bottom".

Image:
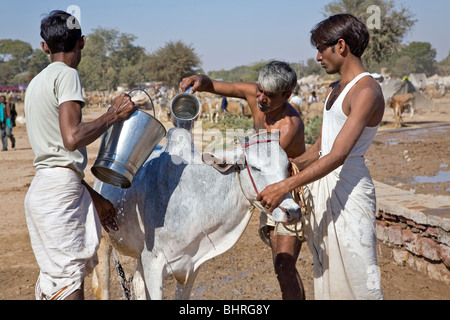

{"left": 91, "top": 128, "right": 302, "bottom": 300}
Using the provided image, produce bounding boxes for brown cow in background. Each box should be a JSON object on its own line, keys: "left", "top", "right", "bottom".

{"left": 387, "top": 93, "right": 415, "bottom": 128}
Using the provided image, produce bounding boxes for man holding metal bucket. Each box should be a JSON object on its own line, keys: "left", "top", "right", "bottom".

{"left": 24, "top": 10, "right": 137, "bottom": 300}
{"left": 180, "top": 61, "right": 306, "bottom": 300}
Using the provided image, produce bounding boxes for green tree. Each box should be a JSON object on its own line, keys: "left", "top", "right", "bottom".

{"left": 28, "top": 49, "right": 50, "bottom": 79}
{"left": 0, "top": 39, "right": 34, "bottom": 84}
{"left": 437, "top": 50, "right": 450, "bottom": 76}
{"left": 0, "top": 62, "right": 14, "bottom": 85}
{"left": 295, "top": 58, "right": 325, "bottom": 78}
{"left": 78, "top": 28, "right": 118, "bottom": 90}
{"left": 323, "top": 0, "right": 416, "bottom": 72}
{"left": 208, "top": 60, "right": 273, "bottom": 82}
{"left": 440, "top": 51, "right": 450, "bottom": 66}
{"left": 78, "top": 28, "right": 146, "bottom": 91}
{"left": 387, "top": 42, "right": 437, "bottom": 76}
{"left": 387, "top": 55, "right": 414, "bottom": 77}
{"left": 144, "top": 41, "right": 201, "bottom": 87}
{"left": 106, "top": 33, "right": 146, "bottom": 88}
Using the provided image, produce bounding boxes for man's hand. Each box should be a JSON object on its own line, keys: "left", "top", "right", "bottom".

{"left": 256, "top": 181, "right": 290, "bottom": 212}
{"left": 179, "top": 74, "right": 213, "bottom": 94}
{"left": 108, "top": 93, "right": 138, "bottom": 121}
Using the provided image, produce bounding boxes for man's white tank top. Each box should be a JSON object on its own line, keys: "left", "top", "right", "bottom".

{"left": 320, "top": 72, "right": 379, "bottom": 158}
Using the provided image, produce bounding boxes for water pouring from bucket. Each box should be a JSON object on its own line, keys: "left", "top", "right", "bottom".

{"left": 91, "top": 89, "right": 167, "bottom": 189}
{"left": 170, "top": 86, "right": 200, "bottom": 132}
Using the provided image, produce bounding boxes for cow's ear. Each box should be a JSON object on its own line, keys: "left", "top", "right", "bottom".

{"left": 209, "top": 163, "right": 234, "bottom": 173}
{"left": 201, "top": 152, "right": 232, "bottom": 173}
{"left": 202, "top": 150, "right": 231, "bottom": 165}
{"left": 202, "top": 150, "right": 242, "bottom": 173}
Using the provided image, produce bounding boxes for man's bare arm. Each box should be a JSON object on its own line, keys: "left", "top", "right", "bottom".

{"left": 59, "top": 93, "right": 136, "bottom": 151}
{"left": 180, "top": 75, "right": 256, "bottom": 101}
{"left": 257, "top": 85, "right": 382, "bottom": 211}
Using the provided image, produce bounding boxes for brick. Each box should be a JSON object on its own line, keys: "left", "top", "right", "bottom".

{"left": 419, "top": 237, "right": 441, "bottom": 262}
{"left": 381, "top": 211, "right": 398, "bottom": 222}
{"left": 439, "top": 244, "right": 450, "bottom": 268}
{"left": 398, "top": 216, "right": 408, "bottom": 224}
{"left": 376, "top": 220, "right": 388, "bottom": 242}
{"left": 426, "top": 263, "right": 450, "bottom": 284}
{"left": 392, "top": 248, "right": 409, "bottom": 265}
{"left": 402, "top": 228, "right": 420, "bottom": 255}
{"left": 424, "top": 226, "right": 439, "bottom": 238}
{"left": 414, "top": 259, "right": 428, "bottom": 274}
{"left": 387, "top": 225, "right": 403, "bottom": 246}
{"left": 406, "top": 219, "right": 427, "bottom": 231}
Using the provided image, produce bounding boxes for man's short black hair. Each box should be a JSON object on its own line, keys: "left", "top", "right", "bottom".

{"left": 310, "top": 14, "right": 370, "bottom": 58}
{"left": 40, "top": 10, "right": 82, "bottom": 54}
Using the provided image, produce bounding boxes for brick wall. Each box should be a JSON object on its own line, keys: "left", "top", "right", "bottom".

{"left": 376, "top": 210, "right": 450, "bottom": 284}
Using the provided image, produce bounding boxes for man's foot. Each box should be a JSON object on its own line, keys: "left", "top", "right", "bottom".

{"left": 11, "top": 139, "right": 15, "bottom": 149}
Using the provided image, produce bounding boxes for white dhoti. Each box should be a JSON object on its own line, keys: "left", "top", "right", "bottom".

{"left": 305, "top": 157, "right": 383, "bottom": 300}
{"left": 25, "top": 167, "right": 102, "bottom": 300}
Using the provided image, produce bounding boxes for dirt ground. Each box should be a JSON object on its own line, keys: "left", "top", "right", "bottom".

{"left": 0, "top": 99, "right": 449, "bottom": 300}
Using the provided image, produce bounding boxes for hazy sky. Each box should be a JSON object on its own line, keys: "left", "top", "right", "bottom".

{"left": 1, "top": 0, "right": 449, "bottom": 72}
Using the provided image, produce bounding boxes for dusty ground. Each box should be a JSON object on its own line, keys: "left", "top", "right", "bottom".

{"left": 0, "top": 99, "right": 449, "bottom": 300}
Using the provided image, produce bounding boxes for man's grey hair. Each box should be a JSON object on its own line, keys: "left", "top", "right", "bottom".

{"left": 258, "top": 61, "right": 297, "bottom": 93}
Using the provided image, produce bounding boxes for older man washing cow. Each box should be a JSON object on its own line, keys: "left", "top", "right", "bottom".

{"left": 180, "top": 61, "right": 307, "bottom": 300}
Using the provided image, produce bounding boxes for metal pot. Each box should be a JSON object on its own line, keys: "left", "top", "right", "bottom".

{"left": 91, "top": 89, "right": 166, "bottom": 188}
{"left": 170, "top": 87, "right": 200, "bottom": 131}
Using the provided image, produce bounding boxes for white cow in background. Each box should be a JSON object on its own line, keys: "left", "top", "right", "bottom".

{"left": 91, "top": 128, "right": 302, "bottom": 300}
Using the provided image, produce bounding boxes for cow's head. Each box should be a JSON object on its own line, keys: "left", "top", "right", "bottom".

{"left": 202, "top": 131, "right": 302, "bottom": 224}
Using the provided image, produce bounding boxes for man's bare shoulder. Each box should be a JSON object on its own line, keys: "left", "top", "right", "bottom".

{"left": 280, "top": 116, "right": 306, "bottom": 158}
{"left": 348, "top": 76, "right": 385, "bottom": 126}
{"left": 284, "top": 104, "right": 304, "bottom": 128}
{"left": 286, "top": 102, "right": 302, "bottom": 117}
{"left": 353, "top": 76, "right": 384, "bottom": 102}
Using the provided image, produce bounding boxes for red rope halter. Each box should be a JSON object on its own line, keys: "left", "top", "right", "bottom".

{"left": 241, "top": 139, "right": 289, "bottom": 214}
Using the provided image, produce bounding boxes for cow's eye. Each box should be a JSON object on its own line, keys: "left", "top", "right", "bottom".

{"left": 251, "top": 165, "right": 261, "bottom": 172}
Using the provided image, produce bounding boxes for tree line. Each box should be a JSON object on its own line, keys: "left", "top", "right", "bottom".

{"left": 77, "top": 28, "right": 201, "bottom": 91}
{"left": 0, "top": 27, "right": 202, "bottom": 91}
{"left": 1, "top": 0, "right": 449, "bottom": 91}
{"left": 214, "top": 0, "right": 449, "bottom": 81}
{"left": 0, "top": 28, "right": 202, "bottom": 91}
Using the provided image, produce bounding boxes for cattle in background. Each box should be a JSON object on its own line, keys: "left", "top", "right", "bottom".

{"left": 85, "top": 91, "right": 114, "bottom": 108}
{"left": 91, "top": 128, "right": 302, "bottom": 299}
{"left": 387, "top": 93, "right": 415, "bottom": 128}
{"left": 200, "top": 98, "right": 221, "bottom": 122}
{"left": 199, "top": 97, "right": 249, "bottom": 123}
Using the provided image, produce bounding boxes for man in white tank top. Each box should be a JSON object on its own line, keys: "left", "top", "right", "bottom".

{"left": 257, "top": 14, "right": 385, "bottom": 299}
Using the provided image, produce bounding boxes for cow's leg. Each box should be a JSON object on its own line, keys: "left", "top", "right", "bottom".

{"left": 174, "top": 268, "right": 200, "bottom": 300}
{"left": 140, "top": 250, "right": 166, "bottom": 300}
{"left": 394, "top": 104, "right": 401, "bottom": 128}
{"left": 91, "top": 236, "right": 113, "bottom": 300}
{"left": 398, "top": 106, "right": 403, "bottom": 127}
{"left": 132, "top": 258, "right": 146, "bottom": 300}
